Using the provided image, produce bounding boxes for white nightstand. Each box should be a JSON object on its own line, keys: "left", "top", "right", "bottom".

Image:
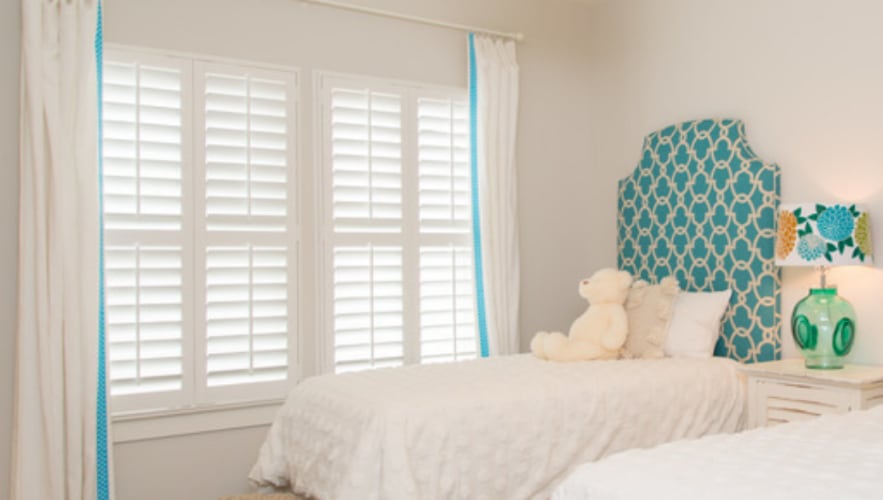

{"left": 740, "top": 358, "right": 883, "bottom": 428}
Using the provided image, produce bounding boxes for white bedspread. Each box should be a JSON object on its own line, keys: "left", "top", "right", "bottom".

{"left": 250, "top": 355, "right": 745, "bottom": 500}
{"left": 554, "top": 404, "right": 883, "bottom": 500}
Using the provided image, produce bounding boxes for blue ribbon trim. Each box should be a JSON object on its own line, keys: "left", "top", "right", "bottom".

{"left": 95, "top": 1, "right": 110, "bottom": 498}
{"left": 468, "top": 33, "right": 489, "bottom": 358}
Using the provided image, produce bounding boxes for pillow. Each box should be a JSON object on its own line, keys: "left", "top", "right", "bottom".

{"left": 664, "top": 289, "right": 732, "bottom": 358}
{"left": 622, "top": 276, "right": 680, "bottom": 359}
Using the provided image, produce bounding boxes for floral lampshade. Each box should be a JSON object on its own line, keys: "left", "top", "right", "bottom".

{"left": 776, "top": 203, "right": 873, "bottom": 267}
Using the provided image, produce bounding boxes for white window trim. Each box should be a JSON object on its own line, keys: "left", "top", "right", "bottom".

{"left": 105, "top": 45, "right": 303, "bottom": 438}
{"left": 112, "top": 399, "right": 284, "bottom": 443}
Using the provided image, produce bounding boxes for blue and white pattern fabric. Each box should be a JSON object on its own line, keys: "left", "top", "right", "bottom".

{"left": 617, "top": 119, "right": 780, "bottom": 363}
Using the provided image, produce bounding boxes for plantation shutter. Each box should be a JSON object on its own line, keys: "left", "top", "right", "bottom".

{"left": 417, "top": 96, "right": 478, "bottom": 363}
{"left": 417, "top": 97, "right": 472, "bottom": 235}
{"left": 418, "top": 246, "right": 477, "bottom": 363}
{"left": 195, "top": 62, "right": 296, "bottom": 400}
{"left": 332, "top": 246, "right": 404, "bottom": 373}
{"left": 330, "top": 88, "right": 403, "bottom": 233}
{"left": 204, "top": 245, "right": 289, "bottom": 387}
{"left": 102, "top": 48, "right": 298, "bottom": 413}
{"left": 102, "top": 54, "right": 192, "bottom": 410}
{"left": 327, "top": 82, "right": 405, "bottom": 373}
{"left": 322, "top": 76, "right": 476, "bottom": 374}
{"left": 203, "top": 72, "right": 290, "bottom": 232}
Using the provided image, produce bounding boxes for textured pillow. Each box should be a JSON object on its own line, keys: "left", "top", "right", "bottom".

{"left": 622, "top": 276, "right": 680, "bottom": 359}
{"left": 664, "top": 289, "right": 733, "bottom": 358}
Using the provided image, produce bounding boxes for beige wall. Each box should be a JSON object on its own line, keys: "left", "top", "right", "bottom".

{"left": 105, "top": 1, "right": 598, "bottom": 498}
{"left": 0, "top": 0, "right": 20, "bottom": 498}
{"left": 586, "top": 0, "right": 883, "bottom": 363}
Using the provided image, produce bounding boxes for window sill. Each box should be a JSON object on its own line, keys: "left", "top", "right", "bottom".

{"left": 112, "top": 399, "right": 284, "bottom": 443}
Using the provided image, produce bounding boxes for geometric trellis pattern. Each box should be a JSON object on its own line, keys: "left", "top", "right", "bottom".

{"left": 617, "top": 119, "right": 781, "bottom": 363}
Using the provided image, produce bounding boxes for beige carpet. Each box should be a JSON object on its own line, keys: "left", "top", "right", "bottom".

{"left": 219, "top": 494, "right": 304, "bottom": 500}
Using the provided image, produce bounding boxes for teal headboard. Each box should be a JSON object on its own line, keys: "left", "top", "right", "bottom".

{"left": 617, "top": 119, "right": 780, "bottom": 363}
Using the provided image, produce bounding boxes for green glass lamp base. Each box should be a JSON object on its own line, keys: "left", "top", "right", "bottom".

{"left": 791, "top": 287, "right": 856, "bottom": 370}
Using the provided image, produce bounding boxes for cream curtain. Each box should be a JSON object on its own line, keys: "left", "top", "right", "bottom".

{"left": 12, "top": 0, "right": 102, "bottom": 499}
{"left": 468, "top": 34, "right": 521, "bottom": 356}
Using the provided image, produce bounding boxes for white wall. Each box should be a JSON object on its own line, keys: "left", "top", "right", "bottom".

{"left": 585, "top": 0, "right": 883, "bottom": 363}
{"left": 0, "top": 0, "right": 20, "bottom": 498}
{"left": 105, "top": 1, "right": 598, "bottom": 498}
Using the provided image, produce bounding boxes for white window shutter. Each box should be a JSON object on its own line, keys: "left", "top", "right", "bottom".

{"left": 322, "top": 76, "right": 477, "bottom": 374}
{"left": 102, "top": 52, "right": 192, "bottom": 412}
{"left": 103, "top": 49, "right": 298, "bottom": 413}
{"left": 203, "top": 71, "right": 290, "bottom": 232}
{"left": 417, "top": 97, "right": 472, "bottom": 234}
{"left": 332, "top": 246, "right": 404, "bottom": 373}
{"left": 103, "top": 60, "right": 184, "bottom": 231}
{"left": 330, "top": 88, "right": 402, "bottom": 233}
{"left": 204, "top": 246, "right": 289, "bottom": 387}
{"left": 195, "top": 62, "right": 297, "bottom": 403}
{"left": 416, "top": 95, "right": 477, "bottom": 363}
{"left": 418, "top": 246, "right": 477, "bottom": 363}
{"left": 105, "top": 245, "right": 184, "bottom": 394}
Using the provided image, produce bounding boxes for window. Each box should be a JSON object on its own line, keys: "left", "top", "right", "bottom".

{"left": 102, "top": 49, "right": 298, "bottom": 413}
{"left": 319, "top": 74, "right": 477, "bottom": 374}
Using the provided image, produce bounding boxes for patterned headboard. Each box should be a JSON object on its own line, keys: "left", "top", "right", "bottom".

{"left": 617, "top": 119, "right": 780, "bottom": 363}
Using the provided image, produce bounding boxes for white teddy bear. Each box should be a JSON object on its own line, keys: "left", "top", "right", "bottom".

{"left": 530, "top": 268, "right": 633, "bottom": 362}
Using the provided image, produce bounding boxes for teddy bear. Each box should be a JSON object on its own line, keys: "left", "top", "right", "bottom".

{"left": 530, "top": 268, "right": 633, "bottom": 362}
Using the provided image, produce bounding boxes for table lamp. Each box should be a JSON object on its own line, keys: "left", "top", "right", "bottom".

{"left": 776, "top": 203, "right": 873, "bottom": 369}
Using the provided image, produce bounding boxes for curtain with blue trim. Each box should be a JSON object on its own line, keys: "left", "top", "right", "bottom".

{"left": 12, "top": 0, "right": 109, "bottom": 498}
{"left": 467, "top": 34, "right": 521, "bottom": 356}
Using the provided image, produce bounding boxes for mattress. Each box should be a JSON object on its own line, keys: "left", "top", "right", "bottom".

{"left": 250, "top": 354, "right": 745, "bottom": 500}
{"left": 553, "top": 404, "right": 883, "bottom": 500}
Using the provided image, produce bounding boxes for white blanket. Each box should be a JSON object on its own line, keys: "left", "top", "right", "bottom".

{"left": 250, "top": 355, "right": 745, "bottom": 500}
{"left": 554, "top": 404, "right": 883, "bottom": 500}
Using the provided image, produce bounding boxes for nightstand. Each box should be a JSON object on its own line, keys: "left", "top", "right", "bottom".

{"left": 740, "top": 358, "right": 883, "bottom": 428}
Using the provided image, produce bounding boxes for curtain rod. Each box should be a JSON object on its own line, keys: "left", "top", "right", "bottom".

{"left": 301, "top": 0, "right": 525, "bottom": 42}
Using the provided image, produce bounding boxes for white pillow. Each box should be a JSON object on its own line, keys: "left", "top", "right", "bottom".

{"left": 664, "top": 289, "right": 732, "bottom": 358}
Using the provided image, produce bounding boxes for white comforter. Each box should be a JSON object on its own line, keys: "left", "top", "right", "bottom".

{"left": 554, "top": 404, "right": 883, "bottom": 500}
{"left": 250, "top": 355, "right": 745, "bottom": 500}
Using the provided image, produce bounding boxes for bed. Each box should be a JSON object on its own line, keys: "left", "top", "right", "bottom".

{"left": 552, "top": 404, "right": 883, "bottom": 500}
{"left": 249, "top": 118, "right": 781, "bottom": 499}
